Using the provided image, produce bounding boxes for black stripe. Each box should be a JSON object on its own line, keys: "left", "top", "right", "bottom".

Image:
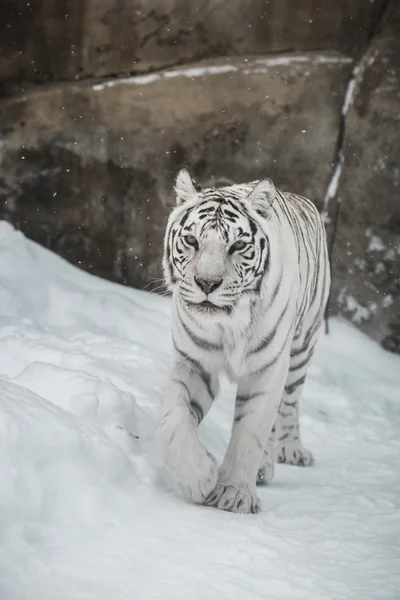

{"left": 283, "top": 398, "right": 297, "bottom": 407}
{"left": 173, "top": 341, "right": 214, "bottom": 398}
{"left": 309, "top": 230, "right": 322, "bottom": 307}
{"left": 254, "top": 250, "right": 270, "bottom": 294}
{"left": 223, "top": 209, "right": 239, "bottom": 220}
{"left": 236, "top": 391, "right": 264, "bottom": 404}
{"left": 178, "top": 311, "right": 222, "bottom": 351}
{"left": 250, "top": 325, "right": 293, "bottom": 377}
{"left": 172, "top": 378, "right": 204, "bottom": 424}
{"left": 179, "top": 209, "right": 192, "bottom": 227}
{"left": 289, "top": 349, "right": 314, "bottom": 372}
{"left": 226, "top": 199, "right": 249, "bottom": 219}
{"left": 198, "top": 206, "right": 216, "bottom": 216}
{"left": 172, "top": 378, "right": 191, "bottom": 399}
{"left": 253, "top": 236, "right": 268, "bottom": 277}
{"left": 284, "top": 375, "right": 306, "bottom": 395}
{"left": 278, "top": 409, "right": 291, "bottom": 418}
{"left": 290, "top": 317, "right": 321, "bottom": 358}
{"left": 251, "top": 350, "right": 282, "bottom": 376}
{"left": 250, "top": 298, "right": 290, "bottom": 355}
{"left": 189, "top": 400, "right": 204, "bottom": 424}
{"left": 234, "top": 413, "right": 246, "bottom": 423}
{"left": 249, "top": 218, "right": 257, "bottom": 236}
{"left": 265, "top": 267, "right": 283, "bottom": 310}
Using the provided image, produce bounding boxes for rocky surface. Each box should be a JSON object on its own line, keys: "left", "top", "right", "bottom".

{"left": 328, "top": 1, "right": 400, "bottom": 347}
{"left": 0, "top": 0, "right": 386, "bottom": 86}
{"left": 0, "top": 53, "right": 351, "bottom": 288}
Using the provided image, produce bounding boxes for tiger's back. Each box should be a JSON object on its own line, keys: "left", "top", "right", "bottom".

{"left": 272, "top": 191, "right": 330, "bottom": 337}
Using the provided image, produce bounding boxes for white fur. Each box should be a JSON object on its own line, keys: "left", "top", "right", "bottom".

{"left": 160, "top": 171, "right": 330, "bottom": 513}
{"left": 247, "top": 178, "right": 276, "bottom": 215}
{"left": 174, "top": 168, "right": 198, "bottom": 205}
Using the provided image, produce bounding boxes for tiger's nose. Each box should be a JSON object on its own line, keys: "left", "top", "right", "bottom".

{"left": 194, "top": 277, "right": 223, "bottom": 294}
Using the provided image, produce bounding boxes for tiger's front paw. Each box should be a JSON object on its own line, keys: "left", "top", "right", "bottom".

{"left": 205, "top": 482, "right": 261, "bottom": 514}
{"left": 160, "top": 421, "right": 218, "bottom": 503}
{"left": 178, "top": 447, "right": 218, "bottom": 504}
{"left": 276, "top": 442, "right": 315, "bottom": 466}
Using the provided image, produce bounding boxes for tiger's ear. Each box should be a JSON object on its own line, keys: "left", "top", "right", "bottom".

{"left": 246, "top": 179, "right": 276, "bottom": 216}
{"left": 174, "top": 169, "right": 201, "bottom": 205}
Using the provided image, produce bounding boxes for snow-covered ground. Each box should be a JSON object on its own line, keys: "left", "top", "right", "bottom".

{"left": 0, "top": 221, "right": 399, "bottom": 600}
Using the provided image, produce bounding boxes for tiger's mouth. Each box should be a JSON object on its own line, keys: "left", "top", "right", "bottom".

{"left": 186, "top": 300, "right": 233, "bottom": 315}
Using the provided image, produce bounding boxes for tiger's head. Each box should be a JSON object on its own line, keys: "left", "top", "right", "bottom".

{"left": 163, "top": 169, "right": 276, "bottom": 318}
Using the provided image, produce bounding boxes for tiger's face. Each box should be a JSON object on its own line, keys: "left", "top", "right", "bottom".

{"left": 163, "top": 170, "right": 276, "bottom": 317}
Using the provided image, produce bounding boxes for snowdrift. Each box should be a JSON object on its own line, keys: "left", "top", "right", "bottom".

{"left": 0, "top": 221, "right": 399, "bottom": 599}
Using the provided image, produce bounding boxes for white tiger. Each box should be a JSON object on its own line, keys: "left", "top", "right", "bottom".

{"left": 159, "top": 169, "right": 330, "bottom": 514}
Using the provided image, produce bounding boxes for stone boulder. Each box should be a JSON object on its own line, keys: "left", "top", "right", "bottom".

{"left": 0, "top": 0, "right": 382, "bottom": 86}
{"left": 0, "top": 52, "right": 351, "bottom": 288}
{"left": 330, "top": 1, "right": 400, "bottom": 348}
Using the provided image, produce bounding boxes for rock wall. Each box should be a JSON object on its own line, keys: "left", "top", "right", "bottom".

{"left": 0, "top": 0, "right": 399, "bottom": 350}
{"left": 327, "top": 0, "right": 400, "bottom": 349}
{"left": 0, "top": 53, "right": 351, "bottom": 286}
{"left": 0, "top": 0, "right": 386, "bottom": 86}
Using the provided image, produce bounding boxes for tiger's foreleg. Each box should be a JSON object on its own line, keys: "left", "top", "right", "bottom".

{"left": 205, "top": 357, "right": 288, "bottom": 514}
{"left": 159, "top": 359, "right": 219, "bottom": 503}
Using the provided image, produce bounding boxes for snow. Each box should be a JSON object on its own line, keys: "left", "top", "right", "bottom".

{"left": 338, "top": 289, "right": 378, "bottom": 324}
{"left": 322, "top": 51, "right": 376, "bottom": 216}
{"left": 367, "top": 235, "right": 386, "bottom": 253}
{"left": 92, "top": 73, "right": 160, "bottom": 91}
{"left": 163, "top": 65, "right": 237, "bottom": 79}
{"left": 342, "top": 66, "right": 360, "bottom": 117}
{"left": 322, "top": 157, "right": 343, "bottom": 216}
{"left": 92, "top": 53, "right": 352, "bottom": 91}
{"left": 254, "top": 55, "right": 352, "bottom": 67}
{"left": 382, "top": 294, "right": 393, "bottom": 308}
{"left": 342, "top": 50, "right": 376, "bottom": 118}
{"left": 0, "top": 220, "right": 399, "bottom": 600}
{"left": 321, "top": 59, "right": 359, "bottom": 215}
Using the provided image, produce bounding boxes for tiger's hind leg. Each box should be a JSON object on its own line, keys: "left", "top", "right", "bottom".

{"left": 256, "top": 387, "right": 314, "bottom": 482}
{"left": 274, "top": 341, "right": 316, "bottom": 467}
{"left": 256, "top": 323, "right": 323, "bottom": 481}
{"left": 256, "top": 351, "right": 314, "bottom": 482}
{"left": 275, "top": 384, "right": 314, "bottom": 466}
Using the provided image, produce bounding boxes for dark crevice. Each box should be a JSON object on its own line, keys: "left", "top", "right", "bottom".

{"left": 323, "top": 0, "right": 392, "bottom": 217}
{"left": 366, "top": 0, "right": 393, "bottom": 42}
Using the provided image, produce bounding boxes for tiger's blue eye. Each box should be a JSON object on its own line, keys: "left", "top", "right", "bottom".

{"left": 231, "top": 240, "right": 247, "bottom": 252}
{"left": 184, "top": 235, "right": 198, "bottom": 247}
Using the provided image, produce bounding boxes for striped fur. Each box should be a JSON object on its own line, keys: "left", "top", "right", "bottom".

{"left": 159, "top": 169, "right": 330, "bottom": 514}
